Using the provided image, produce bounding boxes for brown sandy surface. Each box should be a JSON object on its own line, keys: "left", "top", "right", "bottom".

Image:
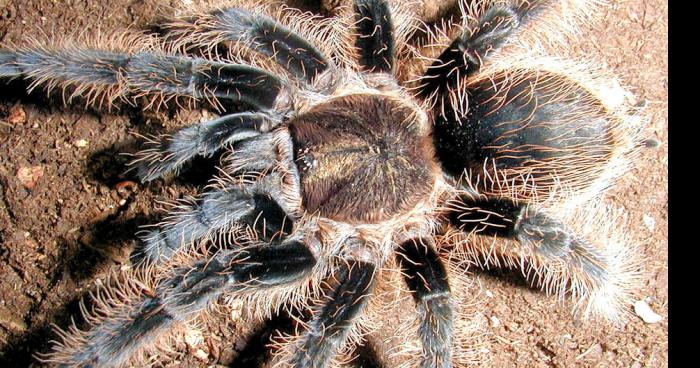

{"left": 0, "top": 0, "right": 667, "bottom": 367}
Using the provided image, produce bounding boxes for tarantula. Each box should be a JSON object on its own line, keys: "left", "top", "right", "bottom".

{"left": 0, "top": 0, "right": 645, "bottom": 366}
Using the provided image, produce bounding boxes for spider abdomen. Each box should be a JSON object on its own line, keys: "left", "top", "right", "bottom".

{"left": 434, "top": 69, "right": 620, "bottom": 198}
{"left": 288, "top": 93, "right": 437, "bottom": 224}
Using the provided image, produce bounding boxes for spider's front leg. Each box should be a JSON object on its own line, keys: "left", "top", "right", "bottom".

{"left": 163, "top": 6, "right": 330, "bottom": 83}
{"left": 133, "top": 112, "right": 278, "bottom": 182}
{"left": 42, "top": 229, "right": 319, "bottom": 367}
{"left": 0, "top": 44, "right": 289, "bottom": 110}
{"left": 134, "top": 132, "right": 300, "bottom": 264}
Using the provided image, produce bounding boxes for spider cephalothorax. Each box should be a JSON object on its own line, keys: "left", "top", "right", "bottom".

{"left": 0, "top": 0, "right": 646, "bottom": 367}
{"left": 290, "top": 91, "right": 437, "bottom": 223}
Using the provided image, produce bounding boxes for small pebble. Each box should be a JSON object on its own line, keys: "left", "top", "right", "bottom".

{"left": 490, "top": 316, "right": 500, "bottom": 327}
{"left": 74, "top": 139, "right": 89, "bottom": 148}
{"left": 634, "top": 299, "right": 663, "bottom": 323}
{"left": 17, "top": 166, "right": 44, "bottom": 189}
{"left": 643, "top": 138, "right": 660, "bottom": 148}
{"left": 642, "top": 215, "right": 656, "bottom": 231}
{"left": 185, "top": 329, "right": 204, "bottom": 348}
{"left": 8, "top": 105, "right": 26, "bottom": 125}
{"left": 194, "top": 349, "right": 208, "bottom": 361}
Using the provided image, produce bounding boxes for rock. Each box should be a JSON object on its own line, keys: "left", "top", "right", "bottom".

{"left": 74, "top": 139, "right": 89, "bottom": 148}
{"left": 185, "top": 328, "right": 204, "bottom": 349}
{"left": 194, "top": 349, "right": 208, "bottom": 362}
{"left": 17, "top": 166, "right": 44, "bottom": 189}
{"left": 642, "top": 215, "right": 656, "bottom": 231}
{"left": 634, "top": 299, "right": 663, "bottom": 323}
{"left": 8, "top": 105, "right": 26, "bottom": 125}
{"left": 643, "top": 138, "right": 660, "bottom": 148}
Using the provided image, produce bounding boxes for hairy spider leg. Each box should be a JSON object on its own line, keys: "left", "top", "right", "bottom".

{"left": 134, "top": 132, "right": 300, "bottom": 265}
{"left": 165, "top": 7, "right": 330, "bottom": 83}
{"left": 134, "top": 181, "right": 293, "bottom": 265}
{"left": 397, "top": 238, "right": 453, "bottom": 368}
{"left": 0, "top": 48, "right": 287, "bottom": 110}
{"left": 133, "top": 112, "right": 279, "bottom": 182}
{"left": 286, "top": 249, "right": 376, "bottom": 368}
{"left": 445, "top": 189, "right": 638, "bottom": 322}
{"left": 354, "top": 0, "right": 394, "bottom": 74}
{"left": 41, "top": 237, "right": 316, "bottom": 367}
{"left": 448, "top": 192, "right": 607, "bottom": 277}
{"left": 417, "top": 0, "right": 549, "bottom": 110}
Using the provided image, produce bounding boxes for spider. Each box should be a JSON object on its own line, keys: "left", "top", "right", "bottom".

{"left": 0, "top": 0, "right": 646, "bottom": 366}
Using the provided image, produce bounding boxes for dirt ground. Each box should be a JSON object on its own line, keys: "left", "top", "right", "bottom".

{"left": 0, "top": 0, "right": 668, "bottom": 367}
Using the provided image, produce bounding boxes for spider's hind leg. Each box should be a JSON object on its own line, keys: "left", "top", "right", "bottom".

{"left": 416, "top": 0, "right": 555, "bottom": 107}
{"left": 275, "top": 237, "right": 377, "bottom": 368}
{"left": 446, "top": 193, "right": 639, "bottom": 322}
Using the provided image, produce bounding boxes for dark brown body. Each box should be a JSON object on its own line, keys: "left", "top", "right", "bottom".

{"left": 288, "top": 94, "right": 437, "bottom": 224}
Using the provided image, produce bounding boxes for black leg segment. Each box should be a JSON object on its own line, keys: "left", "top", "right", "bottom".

{"left": 61, "top": 238, "right": 315, "bottom": 367}
{"left": 397, "top": 238, "right": 453, "bottom": 368}
{"left": 134, "top": 187, "right": 292, "bottom": 265}
{"left": 448, "top": 195, "right": 607, "bottom": 280}
{"left": 419, "top": 1, "right": 550, "bottom": 101}
{"left": 187, "top": 60, "right": 285, "bottom": 109}
{"left": 167, "top": 7, "right": 329, "bottom": 83}
{"left": 0, "top": 49, "right": 286, "bottom": 110}
{"left": 292, "top": 257, "right": 376, "bottom": 368}
{"left": 135, "top": 112, "right": 277, "bottom": 182}
{"left": 446, "top": 194, "right": 522, "bottom": 237}
{"left": 354, "top": 0, "right": 394, "bottom": 73}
